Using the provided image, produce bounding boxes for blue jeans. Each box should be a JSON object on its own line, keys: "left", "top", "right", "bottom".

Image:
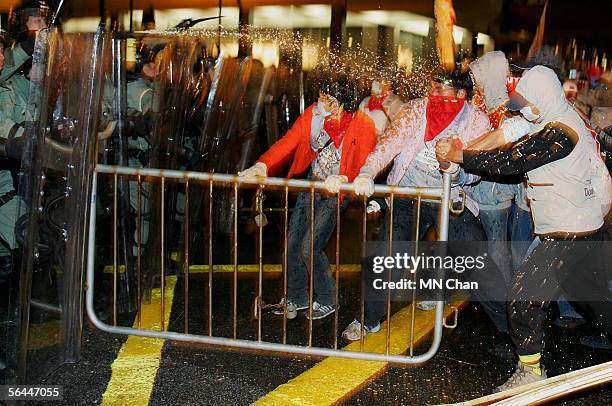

{"left": 479, "top": 207, "right": 512, "bottom": 283}
{"left": 361, "top": 199, "right": 493, "bottom": 328}
{"left": 478, "top": 207, "right": 513, "bottom": 333}
{"left": 558, "top": 295, "right": 584, "bottom": 319}
{"left": 508, "top": 204, "right": 534, "bottom": 272}
{"left": 287, "top": 192, "right": 348, "bottom": 306}
{"left": 478, "top": 204, "right": 535, "bottom": 332}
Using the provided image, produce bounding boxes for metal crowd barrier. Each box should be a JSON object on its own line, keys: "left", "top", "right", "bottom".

{"left": 86, "top": 164, "right": 453, "bottom": 364}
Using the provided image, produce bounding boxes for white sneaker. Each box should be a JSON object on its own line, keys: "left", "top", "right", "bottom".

{"left": 305, "top": 301, "right": 337, "bottom": 320}
{"left": 272, "top": 298, "right": 308, "bottom": 320}
{"left": 341, "top": 319, "right": 381, "bottom": 341}
{"left": 495, "top": 363, "right": 547, "bottom": 392}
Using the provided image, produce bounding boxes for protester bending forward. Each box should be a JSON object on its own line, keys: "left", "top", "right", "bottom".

{"left": 239, "top": 77, "right": 377, "bottom": 320}
{"left": 436, "top": 66, "right": 612, "bottom": 392}
{"left": 358, "top": 67, "right": 404, "bottom": 139}
{"left": 340, "top": 71, "right": 503, "bottom": 341}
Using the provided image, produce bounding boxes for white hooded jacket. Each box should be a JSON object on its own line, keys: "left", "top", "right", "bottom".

{"left": 469, "top": 50, "right": 509, "bottom": 112}
{"left": 515, "top": 66, "right": 611, "bottom": 234}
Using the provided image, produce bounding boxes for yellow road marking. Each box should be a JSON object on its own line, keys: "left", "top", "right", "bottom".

{"left": 100, "top": 276, "right": 177, "bottom": 406}
{"left": 253, "top": 297, "right": 468, "bottom": 406}
{"left": 103, "top": 264, "right": 361, "bottom": 274}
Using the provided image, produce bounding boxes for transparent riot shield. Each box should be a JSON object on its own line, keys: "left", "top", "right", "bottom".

{"left": 6, "top": 28, "right": 108, "bottom": 383}
{"left": 132, "top": 34, "right": 199, "bottom": 301}
{"left": 182, "top": 42, "right": 277, "bottom": 265}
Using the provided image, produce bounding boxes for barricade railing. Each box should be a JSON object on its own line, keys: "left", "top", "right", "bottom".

{"left": 86, "top": 164, "right": 454, "bottom": 364}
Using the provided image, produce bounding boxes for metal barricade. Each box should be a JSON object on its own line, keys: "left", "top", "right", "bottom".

{"left": 86, "top": 164, "right": 454, "bottom": 364}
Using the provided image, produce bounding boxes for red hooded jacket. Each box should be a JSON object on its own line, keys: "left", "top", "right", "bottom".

{"left": 258, "top": 104, "right": 377, "bottom": 183}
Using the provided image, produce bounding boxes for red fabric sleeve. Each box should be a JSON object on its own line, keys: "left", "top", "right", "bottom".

{"left": 257, "top": 105, "right": 314, "bottom": 175}
{"left": 340, "top": 113, "right": 378, "bottom": 182}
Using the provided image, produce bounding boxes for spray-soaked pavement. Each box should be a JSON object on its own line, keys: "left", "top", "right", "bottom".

{"left": 31, "top": 271, "right": 611, "bottom": 406}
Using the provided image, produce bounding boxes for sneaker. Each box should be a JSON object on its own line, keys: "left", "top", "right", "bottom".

{"left": 494, "top": 363, "right": 547, "bottom": 392}
{"left": 272, "top": 298, "right": 308, "bottom": 320}
{"left": 417, "top": 300, "right": 436, "bottom": 311}
{"left": 305, "top": 301, "right": 337, "bottom": 320}
{"left": 341, "top": 319, "right": 381, "bottom": 341}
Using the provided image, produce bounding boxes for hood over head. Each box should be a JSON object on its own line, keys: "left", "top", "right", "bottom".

{"left": 514, "top": 65, "right": 587, "bottom": 135}
{"left": 469, "top": 51, "right": 509, "bottom": 112}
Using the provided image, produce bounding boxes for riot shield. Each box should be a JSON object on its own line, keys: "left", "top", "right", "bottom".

{"left": 7, "top": 28, "right": 108, "bottom": 383}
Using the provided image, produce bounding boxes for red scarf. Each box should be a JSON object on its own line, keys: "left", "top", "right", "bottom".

{"left": 367, "top": 92, "right": 390, "bottom": 111}
{"left": 424, "top": 95, "right": 465, "bottom": 142}
{"left": 324, "top": 111, "right": 353, "bottom": 148}
{"left": 473, "top": 90, "right": 507, "bottom": 129}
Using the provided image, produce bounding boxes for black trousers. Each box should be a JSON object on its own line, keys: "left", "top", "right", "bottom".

{"left": 508, "top": 229, "right": 612, "bottom": 355}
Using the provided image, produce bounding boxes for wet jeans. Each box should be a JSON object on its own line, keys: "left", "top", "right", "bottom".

{"left": 478, "top": 207, "right": 513, "bottom": 333}
{"left": 361, "top": 199, "right": 496, "bottom": 328}
{"left": 509, "top": 204, "right": 534, "bottom": 271}
{"left": 527, "top": 237, "right": 584, "bottom": 320}
{"left": 472, "top": 202, "right": 542, "bottom": 333}
{"left": 287, "top": 192, "right": 348, "bottom": 306}
{"left": 479, "top": 207, "right": 513, "bottom": 280}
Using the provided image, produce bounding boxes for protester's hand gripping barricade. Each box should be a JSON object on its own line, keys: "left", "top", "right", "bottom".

{"left": 10, "top": 28, "right": 459, "bottom": 383}
{"left": 86, "top": 164, "right": 456, "bottom": 364}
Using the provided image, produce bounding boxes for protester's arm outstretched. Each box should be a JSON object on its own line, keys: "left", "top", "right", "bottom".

{"left": 465, "top": 127, "right": 506, "bottom": 150}
{"left": 359, "top": 103, "right": 416, "bottom": 178}
{"left": 466, "top": 116, "right": 534, "bottom": 151}
{"left": 436, "top": 123, "right": 578, "bottom": 176}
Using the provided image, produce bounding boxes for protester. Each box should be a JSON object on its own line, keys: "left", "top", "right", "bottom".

{"left": 465, "top": 52, "right": 533, "bottom": 356}
{"left": 583, "top": 71, "right": 612, "bottom": 131}
{"left": 464, "top": 61, "right": 608, "bottom": 339}
{"left": 563, "top": 80, "right": 590, "bottom": 121}
{"left": 436, "top": 66, "right": 612, "bottom": 391}
{"left": 341, "top": 71, "right": 499, "bottom": 341}
{"left": 358, "top": 67, "right": 404, "bottom": 138}
{"left": 239, "top": 76, "right": 377, "bottom": 320}
{"left": 357, "top": 68, "right": 405, "bottom": 222}
{"left": 570, "top": 72, "right": 612, "bottom": 349}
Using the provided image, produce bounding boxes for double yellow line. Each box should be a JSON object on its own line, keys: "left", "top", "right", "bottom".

{"left": 101, "top": 276, "right": 177, "bottom": 406}
{"left": 99, "top": 275, "right": 465, "bottom": 406}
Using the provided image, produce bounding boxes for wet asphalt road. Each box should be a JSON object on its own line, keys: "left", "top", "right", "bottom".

{"left": 29, "top": 272, "right": 611, "bottom": 405}
{"left": 346, "top": 304, "right": 611, "bottom": 405}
